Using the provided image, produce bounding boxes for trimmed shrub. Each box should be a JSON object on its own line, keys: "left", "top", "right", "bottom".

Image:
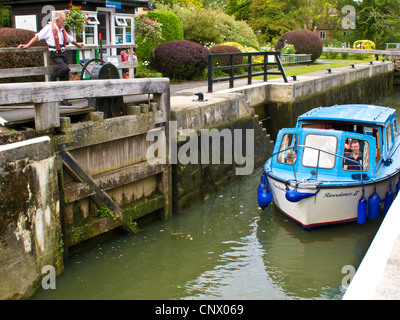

{"left": 176, "top": 8, "right": 222, "bottom": 45}
{"left": 220, "top": 42, "right": 246, "bottom": 51}
{"left": 275, "top": 29, "right": 323, "bottom": 61}
{"left": 164, "top": 6, "right": 259, "bottom": 48}
{"left": 210, "top": 45, "right": 243, "bottom": 66}
{"left": 0, "top": 28, "right": 46, "bottom": 82}
{"left": 147, "top": 11, "right": 184, "bottom": 43}
{"left": 215, "top": 11, "right": 259, "bottom": 49}
{"left": 353, "top": 39, "right": 375, "bottom": 50}
{"left": 151, "top": 40, "right": 210, "bottom": 80}
{"left": 136, "top": 11, "right": 184, "bottom": 63}
{"left": 352, "top": 40, "right": 376, "bottom": 60}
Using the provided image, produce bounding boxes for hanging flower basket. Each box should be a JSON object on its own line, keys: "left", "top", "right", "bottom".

{"left": 64, "top": 2, "right": 89, "bottom": 34}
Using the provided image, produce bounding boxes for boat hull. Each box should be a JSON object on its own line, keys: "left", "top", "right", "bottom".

{"left": 267, "top": 174, "right": 398, "bottom": 230}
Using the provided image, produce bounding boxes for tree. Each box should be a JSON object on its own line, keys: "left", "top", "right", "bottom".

{"left": 0, "top": 5, "right": 10, "bottom": 28}
{"left": 225, "top": 0, "right": 251, "bottom": 21}
{"left": 354, "top": 0, "right": 400, "bottom": 49}
{"left": 289, "top": 0, "right": 340, "bottom": 31}
{"left": 249, "top": 0, "right": 296, "bottom": 43}
{"left": 241, "top": 0, "right": 340, "bottom": 44}
{"left": 153, "top": 0, "right": 204, "bottom": 8}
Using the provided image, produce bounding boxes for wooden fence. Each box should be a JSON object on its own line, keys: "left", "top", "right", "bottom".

{"left": 0, "top": 44, "right": 138, "bottom": 80}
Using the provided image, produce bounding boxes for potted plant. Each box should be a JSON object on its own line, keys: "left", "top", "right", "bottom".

{"left": 64, "top": 2, "right": 89, "bottom": 35}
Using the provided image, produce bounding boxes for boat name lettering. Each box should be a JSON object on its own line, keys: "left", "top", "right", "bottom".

{"left": 272, "top": 182, "right": 286, "bottom": 192}
{"left": 323, "top": 190, "right": 360, "bottom": 198}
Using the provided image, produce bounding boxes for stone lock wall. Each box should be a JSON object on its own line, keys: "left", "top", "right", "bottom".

{"left": 0, "top": 137, "right": 62, "bottom": 300}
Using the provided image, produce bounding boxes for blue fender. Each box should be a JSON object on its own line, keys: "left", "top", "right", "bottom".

{"left": 357, "top": 196, "right": 367, "bottom": 225}
{"left": 258, "top": 174, "right": 273, "bottom": 209}
{"left": 368, "top": 190, "right": 381, "bottom": 220}
{"left": 285, "top": 189, "right": 315, "bottom": 202}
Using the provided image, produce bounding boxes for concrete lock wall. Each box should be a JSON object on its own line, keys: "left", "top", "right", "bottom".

{"left": 0, "top": 136, "right": 62, "bottom": 300}
{"left": 170, "top": 93, "right": 274, "bottom": 212}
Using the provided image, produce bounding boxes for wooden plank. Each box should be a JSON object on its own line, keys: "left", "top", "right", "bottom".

{"left": 63, "top": 160, "right": 168, "bottom": 203}
{"left": 59, "top": 149, "right": 138, "bottom": 234}
{"left": 0, "top": 78, "right": 170, "bottom": 105}
{"left": 0, "top": 61, "right": 138, "bottom": 79}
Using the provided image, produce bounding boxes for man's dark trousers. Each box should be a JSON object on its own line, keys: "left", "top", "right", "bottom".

{"left": 50, "top": 51, "right": 70, "bottom": 81}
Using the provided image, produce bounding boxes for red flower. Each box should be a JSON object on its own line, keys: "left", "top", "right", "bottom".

{"left": 68, "top": 2, "right": 72, "bottom": 6}
{"left": 78, "top": 5, "right": 82, "bottom": 9}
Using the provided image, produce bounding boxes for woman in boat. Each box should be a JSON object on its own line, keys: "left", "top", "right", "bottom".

{"left": 286, "top": 150, "right": 297, "bottom": 164}
{"left": 343, "top": 139, "right": 363, "bottom": 170}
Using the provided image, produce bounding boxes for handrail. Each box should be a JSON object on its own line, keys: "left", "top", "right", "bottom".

{"left": 269, "top": 144, "right": 367, "bottom": 183}
{"left": 280, "top": 54, "right": 312, "bottom": 65}
{"left": 0, "top": 44, "right": 138, "bottom": 80}
{"left": 0, "top": 78, "right": 170, "bottom": 131}
{"left": 207, "top": 51, "right": 288, "bottom": 92}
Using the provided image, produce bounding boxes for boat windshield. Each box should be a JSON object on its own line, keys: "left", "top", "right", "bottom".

{"left": 303, "top": 134, "right": 337, "bottom": 169}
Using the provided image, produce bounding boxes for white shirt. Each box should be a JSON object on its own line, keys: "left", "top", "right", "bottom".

{"left": 36, "top": 23, "right": 74, "bottom": 51}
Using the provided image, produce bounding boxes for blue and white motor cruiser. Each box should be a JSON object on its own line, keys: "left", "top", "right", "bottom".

{"left": 258, "top": 104, "right": 400, "bottom": 230}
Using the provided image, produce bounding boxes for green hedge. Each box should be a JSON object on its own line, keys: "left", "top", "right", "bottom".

{"left": 135, "top": 11, "right": 184, "bottom": 63}
{"left": 0, "top": 28, "right": 46, "bottom": 82}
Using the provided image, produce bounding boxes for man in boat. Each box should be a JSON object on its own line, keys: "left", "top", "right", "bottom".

{"left": 18, "top": 12, "right": 84, "bottom": 105}
{"left": 343, "top": 139, "right": 363, "bottom": 170}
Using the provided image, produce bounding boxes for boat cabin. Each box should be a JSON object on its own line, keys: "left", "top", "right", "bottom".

{"left": 273, "top": 105, "right": 399, "bottom": 181}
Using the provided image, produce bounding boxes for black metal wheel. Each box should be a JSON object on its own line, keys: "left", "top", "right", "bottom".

{"left": 79, "top": 58, "right": 105, "bottom": 80}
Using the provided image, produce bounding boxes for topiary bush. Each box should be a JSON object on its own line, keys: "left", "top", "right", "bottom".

{"left": 136, "top": 11, "right": 184, "bottom": 63}
{"left": 275, "top": 29, "right": 323, "bottom": 61}
{"left": 209, "top": 45, "right": 243, "bottom": 66}
{"left": 0, "top": 28, "right": 47, "bottom": 82}
{"left": 352, "top": 40, "right": 376, "bottom": 60}
{"left": 147, "top": 11, "right": 184, "bottom": 43}
{"left": 151, "top": 40, "right": 210, "bottom": 80}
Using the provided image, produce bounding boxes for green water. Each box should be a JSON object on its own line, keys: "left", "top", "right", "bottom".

{"left": 32, "top": 88, "right": 400, "bottom": 300}
{"left": 32, "top": 168, "right": 384, "bottom": 300}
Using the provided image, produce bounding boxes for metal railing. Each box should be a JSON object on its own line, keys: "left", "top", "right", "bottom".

{"left": 269, "top": 145, "right": 368, "bottom": 183}
{"left": 207, "top": 51, "right": 288, "bottom": 93}
{"left": 281, "top": 54, "right": 312, "bottom": 65}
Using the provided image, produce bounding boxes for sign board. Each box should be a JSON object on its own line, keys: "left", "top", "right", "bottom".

{"left": 106, "top": 1, "right": 122, "bottom": 9}
{"left": 15, "top": 15, "right": 37, "bottom": 32}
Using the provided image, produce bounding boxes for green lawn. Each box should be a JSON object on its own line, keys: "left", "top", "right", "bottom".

{"left": 265, "top": 59, "right": 370, "bottom": 80}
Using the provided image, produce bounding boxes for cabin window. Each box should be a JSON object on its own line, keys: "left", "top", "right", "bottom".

{"left": 386, "top": 124, "right": 393, "bottom": 152}
{"left": 392, "top": 119, "right": 398, "bottom": 138}
{"left": 303, "top": 134, "right": 337, "bottom": 169}
{"left": 363, "top": 127, "right": 380, "bottom": 163}
{"left": 277, "top": 133, "right": 299, "bottom": 165}
{"left": 342, "top": 138, "right": 369, "bottom": 171}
